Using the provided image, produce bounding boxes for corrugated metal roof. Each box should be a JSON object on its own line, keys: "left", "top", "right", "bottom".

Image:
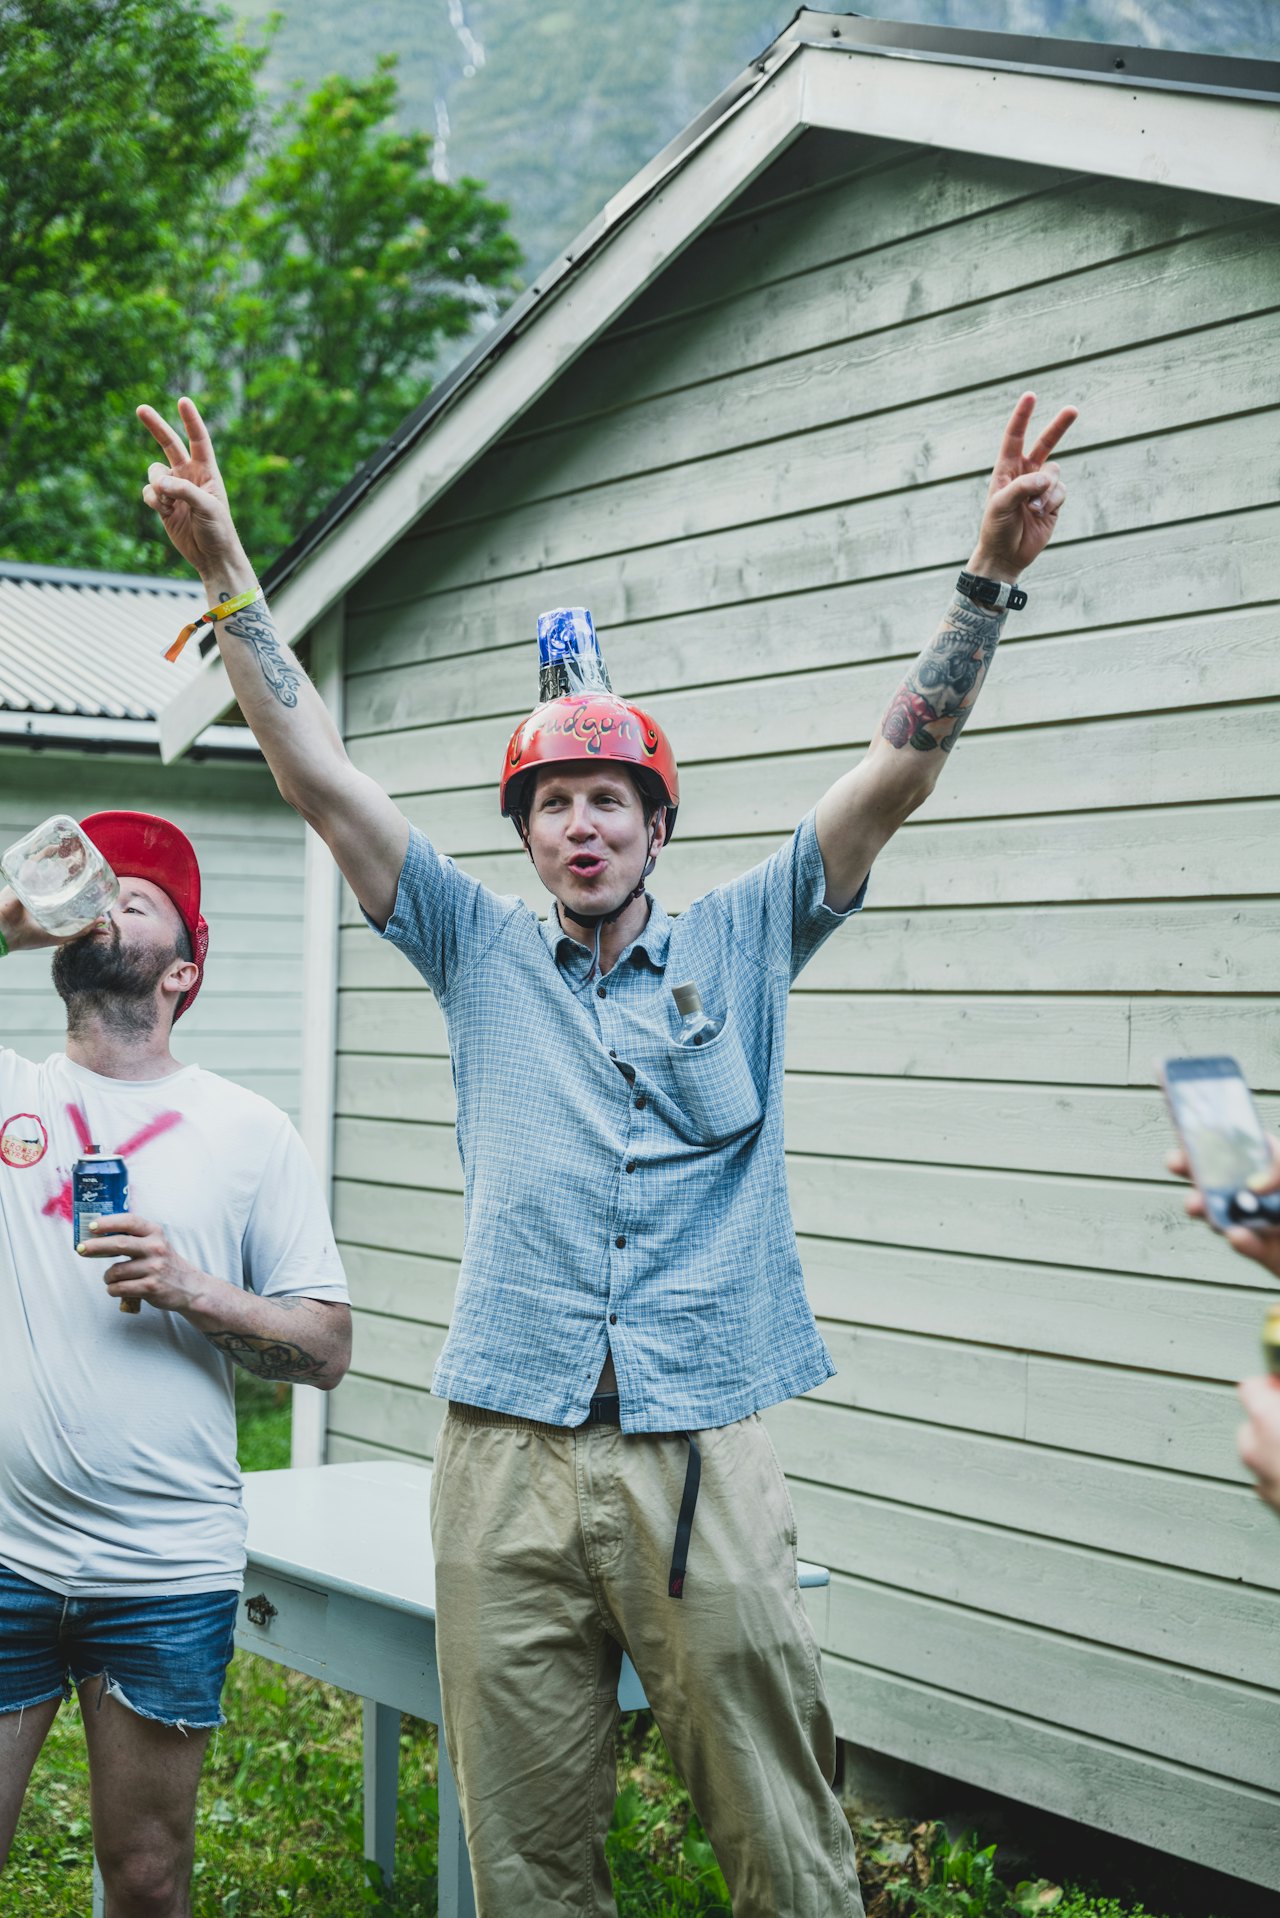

{"left": 0, "top": 560, "right": 203, "bottom": 724}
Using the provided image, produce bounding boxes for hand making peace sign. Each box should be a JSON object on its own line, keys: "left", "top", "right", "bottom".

{"left": 137, "top": 396, "right": 246, "bottom": 581}
{"left": 970, "top": 390, "right": 1078, "bottom": 580}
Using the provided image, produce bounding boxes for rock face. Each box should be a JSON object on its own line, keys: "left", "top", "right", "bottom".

{"left": 227, "top": 0, "right": 1267, "bottom": 280}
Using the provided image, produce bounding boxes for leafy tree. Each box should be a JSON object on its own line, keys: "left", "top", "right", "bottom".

{"left": 0, "top": 9, "right": 521, "bottom": 575}
{"left": 206, "top": 58, "right": 522, "bottom": 565}
{"left": 0, "top": 0, "right": 263, "bottom": 569}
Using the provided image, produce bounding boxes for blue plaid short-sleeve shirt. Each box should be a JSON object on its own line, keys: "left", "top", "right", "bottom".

{"left": 371, "top": 809, "right": 866, "bottom": 1432}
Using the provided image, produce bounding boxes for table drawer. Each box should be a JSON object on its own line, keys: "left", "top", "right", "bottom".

{"left": 235, "top": 1570, "right": 330, "bottom": 1664}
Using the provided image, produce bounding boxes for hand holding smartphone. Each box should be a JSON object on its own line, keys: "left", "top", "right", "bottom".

{"left": 1159, "top": 1055, "right": 1280, "bottom": 1236}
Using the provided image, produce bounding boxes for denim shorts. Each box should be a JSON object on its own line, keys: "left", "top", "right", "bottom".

{"left": 0, "top": 1561, "right": 239, "bottom": 1731}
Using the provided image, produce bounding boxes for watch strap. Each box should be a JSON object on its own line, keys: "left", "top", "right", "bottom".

{"left": 956, "top": 570, "right": 1027, "bottom": 613}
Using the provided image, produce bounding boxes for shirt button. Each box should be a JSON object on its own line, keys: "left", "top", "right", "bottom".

{"left": 625, "top": 1160, "right": 636, "bottom": 1174}
{"left": 609, "top": 1049, "right": 617, "bottom": 1059}
{"left": 596, "top": 984, "right": 607, "bottom": 999}
{"left": 609, "top": 1313, "right": 618, "bottom": 1325}
{"left": 634, "top": 1093, "right": 647, "bottom": 1109}
{"left": 615, "top": 1235, "right": 626, "bottom": 1249}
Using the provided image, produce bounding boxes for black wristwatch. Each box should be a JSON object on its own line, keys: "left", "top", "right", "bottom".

{"left": 956, "top": 570, "right": 1027, "bottom": 613}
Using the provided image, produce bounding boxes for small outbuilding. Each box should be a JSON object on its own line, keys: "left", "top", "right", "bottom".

{"left": 0, "top": 560, "right": 306, "bottom": 1119}
{"left": 164, "top": 14, "right": 1280, "bottom": 1890}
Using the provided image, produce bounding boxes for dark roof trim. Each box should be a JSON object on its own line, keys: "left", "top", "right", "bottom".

{"left": 257, "top": 6, "right": 1279, "bottom": 607}
{"left": 0, "top": 558, "right": 198, "bottom": 595}
{"left": 256, "top": 32, "right": 788, "bottom": 602}
{"left": 797, "top": 9, "right": 1280, "bottom": 103}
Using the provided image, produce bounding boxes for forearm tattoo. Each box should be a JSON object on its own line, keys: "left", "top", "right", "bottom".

{"left": 219, "top": 593, "right": 300, "bottom": 708}
{"left": 881, "top": 594, "right": 1006, "bottom": 754}
{"left": 206, "top": 1330, "right": 329, "bottom": 1382}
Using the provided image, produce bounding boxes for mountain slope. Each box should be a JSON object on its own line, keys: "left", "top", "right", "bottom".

{"left": 224, "top": 0, "right": 1276, "bottom": 280}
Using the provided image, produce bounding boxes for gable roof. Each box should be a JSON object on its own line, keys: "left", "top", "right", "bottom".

{"left": 0, "top": 560, "right": 256, "bottom": 757}
{"left": 160, "top": 7, "right": 1280, "bottom": 760}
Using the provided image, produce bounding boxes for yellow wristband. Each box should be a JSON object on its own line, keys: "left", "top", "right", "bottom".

{"left": 165, "top": 588, "right": 260, "bottom": 663}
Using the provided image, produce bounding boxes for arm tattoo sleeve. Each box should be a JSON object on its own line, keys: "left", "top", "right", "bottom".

{"left": 205, "top": 1330, "right": 329, "bottom": 1382}
{"left": 881, "top": 593, "right": 1007, "bottom": 755}
{"left": 220, "top": 594, "right": 301, "bottom": 709}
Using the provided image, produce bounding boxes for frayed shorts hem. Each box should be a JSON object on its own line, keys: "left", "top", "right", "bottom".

{"left": 75, "top": 1669, "right": 225, "bottom": 1733}
{"left": 2, "top": 1682, "right": 68, "bottom": 1718}
{"left": 0, "top": 1562, "right": 237, "bottom": 1729}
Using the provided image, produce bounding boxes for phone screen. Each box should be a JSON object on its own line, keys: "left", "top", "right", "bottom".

{"left": 1165, "top": 1066, "right": 1271, "bottom": 1193}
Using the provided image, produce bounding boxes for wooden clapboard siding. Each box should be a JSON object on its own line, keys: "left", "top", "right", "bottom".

{"left": 0, "top": 748, "right": 305, "bottom": 1120}
{"left": 345, "top": 501, "right": 1280, "bottom": 698}
{"left": 327, "top": 127, "right": 1280, "bottom": 1885}
{"left": 395, "top": 348, "right": 1279, "bottom": 601}
{"left": 787, "top": 1481, "right": 1280, "bottom": 1687}
{"left": 824, "top": 1658, "right": 1280, "bottom": 1885}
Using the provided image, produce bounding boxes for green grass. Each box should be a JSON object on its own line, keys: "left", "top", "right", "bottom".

{"left": 0, "top": 1380, "right": 736, "bottom": 1917}
{"left": 0, "top": 1386, "right": 1173, "bottom": 1917}
{"left": 233, "top": 1374, "right": 294, "bottom": 1474}
{"left": 2, "top": 1644, "right": 733, "bottom": 1915}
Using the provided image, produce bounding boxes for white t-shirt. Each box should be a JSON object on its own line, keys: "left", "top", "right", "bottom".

{"left": 0, "top": 1050, "right": 348, "bottom": 1596}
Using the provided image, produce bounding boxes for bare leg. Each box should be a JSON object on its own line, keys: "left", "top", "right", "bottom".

{"left": 79, "top": 1682, "right": 212, "bottom": 1918}
{"left": 0, "top": 1696, "right": 63, "bottom": 1868}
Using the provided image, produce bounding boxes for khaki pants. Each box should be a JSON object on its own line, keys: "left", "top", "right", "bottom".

{"left": 430, "top": 1403, "right": 864, "bottom": 1918}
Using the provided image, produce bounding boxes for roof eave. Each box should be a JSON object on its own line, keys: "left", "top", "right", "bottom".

{"left": 159, "top": 11, "right": 1280, "bottom": 760}
{"left": 0, "top": 711, "right": 262, "bottom": 759}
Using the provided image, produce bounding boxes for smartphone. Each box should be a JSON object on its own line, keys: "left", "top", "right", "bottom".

{"left": 1159, "top": 1055, "right": 1277, "bottom": 1233}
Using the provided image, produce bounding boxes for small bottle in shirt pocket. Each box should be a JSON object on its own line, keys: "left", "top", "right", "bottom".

{"left": 671, "top": 982, "right": 721, "bottom": 1047}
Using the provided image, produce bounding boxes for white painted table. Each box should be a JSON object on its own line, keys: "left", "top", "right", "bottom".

{"left": 92, "top": 1458, "right": 830, "bottom": 1916}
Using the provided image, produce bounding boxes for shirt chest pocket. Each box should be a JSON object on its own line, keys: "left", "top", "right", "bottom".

{"left": 663, "top": 1012, "right": 763, "bottom": 1147}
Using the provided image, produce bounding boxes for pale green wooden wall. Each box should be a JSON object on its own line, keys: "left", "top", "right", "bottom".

{"left": 0, "top": 748, "right": 305, "bottom": 1120}
{"left": 325, "top": 131, "right": 1280, "bottom": 1884}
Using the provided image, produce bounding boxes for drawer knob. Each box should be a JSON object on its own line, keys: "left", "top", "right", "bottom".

{"left": 245, "top": 1591, "right": 278, "bottom": 1629}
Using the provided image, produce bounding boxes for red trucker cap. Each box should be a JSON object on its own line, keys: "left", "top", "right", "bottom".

{"left": 80, "top": 811, "right": 208, "bottom": 1020}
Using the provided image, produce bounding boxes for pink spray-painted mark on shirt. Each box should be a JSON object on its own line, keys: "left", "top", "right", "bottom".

{"left": 43, "top": 1105, "right": 185, "bottom": 1223}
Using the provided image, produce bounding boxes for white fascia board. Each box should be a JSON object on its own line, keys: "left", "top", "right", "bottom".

{"left": 0, "top": 710, "right": 259, "bottom": 755}
{"left": 800, "top": 41, "right": 1280, "bottom": 208}
{"left": 291, "top": 597, "right": 344, "bottom": 1472}
{"left": 161, "top": 651, "right": 233, "bottom": 765}
{"left": 158, "top": 47, "right": 808, "bottom": 764}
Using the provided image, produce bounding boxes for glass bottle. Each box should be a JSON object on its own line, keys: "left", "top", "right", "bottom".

{"left": 1, "top": 815, "right": 119, "bottom": 937}
{"left": 671, "top": 982, "right": 721, "bottom": 1047}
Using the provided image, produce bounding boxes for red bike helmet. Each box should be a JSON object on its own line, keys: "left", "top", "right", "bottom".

{"left": 500, "top": 693, "right": 680, "bottom": 841}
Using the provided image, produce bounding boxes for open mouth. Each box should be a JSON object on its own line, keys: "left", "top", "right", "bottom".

{"left": 568, "top": 856, "right": 606, "bottom": 878}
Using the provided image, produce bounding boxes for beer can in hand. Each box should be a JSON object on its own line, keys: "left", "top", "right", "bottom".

{"left": 73, "top": 1150, "right": 136, "bottom": 1314}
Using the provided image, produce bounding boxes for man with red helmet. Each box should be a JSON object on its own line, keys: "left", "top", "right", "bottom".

{"left": 0, "top": 812, "right": 351, "bottom": 1913}
{"left": 139, "top": 389, "right": 1074, "bottom": 1916}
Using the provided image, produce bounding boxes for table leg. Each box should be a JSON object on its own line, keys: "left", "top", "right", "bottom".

{"left": 92, "top": 1854, "right": 104, "bottom": 1917}
{"left": 436, "top": 1727, "right": 476, "bottom": 1918}
{"left": 362, "top": 1697, "right": 400, "bottom": 1889}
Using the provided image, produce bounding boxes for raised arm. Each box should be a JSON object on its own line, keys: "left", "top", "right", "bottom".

{"left": 814, "top": 392, "right": 1077, "bottom": 908}
{"left": 138, "top": 398, "right": 409, "bottom": 929}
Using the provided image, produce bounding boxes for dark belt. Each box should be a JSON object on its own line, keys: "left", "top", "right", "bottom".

{"left": 575, "top": 1393, "right": 702, "bottom": 1600}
